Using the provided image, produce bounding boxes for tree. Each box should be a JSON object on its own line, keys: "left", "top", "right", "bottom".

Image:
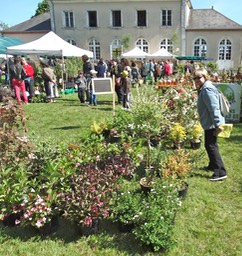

{"left": 0, "top": 21, "right": 9, "bottom": 31}
{"left": 33, "top": 0, "right": 50, "bottom": 17}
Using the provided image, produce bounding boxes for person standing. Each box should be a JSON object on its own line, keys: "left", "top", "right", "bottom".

{"left": 88, "top": 69, "right": 98, "bottom": 106}
{"left": 9, "top": 57, "right": 28, "bottom": 104}
{"left": 130, "top": 61, "right": 140, "bottom": 87}
{"left": 140, "top": 60, "right": 148, "bottom": 85}
{"left": 96, "top": 58, "right": 107, "bottom": 78}
{"left": 82, "top": 54, "right": 93, "bottom": 102}
{"left": 110, "top": 60, "right": 123, "bottom": 104}
{"left": 194, "top": 67, "right": 227, "bottom": 181}
{"left": 21, "top": 57, "right": 35, "bottom": 102}
{"left": 41, "top": 61, "right": 58, "bottom": 103}
{"left": 121, "top": 70, "right": 131, "bottom": 109}
{"left": 164, "top": 60, "right": 172, "bottom": 76}
{"left": 75, "top": 71, "right": 87, "bottom": 103}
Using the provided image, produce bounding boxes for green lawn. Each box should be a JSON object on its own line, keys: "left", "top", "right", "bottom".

{"left": 1, "top": 91, "right": 242, "bottom": 256}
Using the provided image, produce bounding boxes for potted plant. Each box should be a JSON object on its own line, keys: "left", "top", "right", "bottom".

{"left": 168, "top": 122, "right": 186, "bottom": 149}
{"left": 190, "top": 123, "right": 203, "bottom": 149}
{"left": 110, "top": 188, "right": 142, "bottom": 232}
{"left": 90, "top": 120, "right": 111, "bottom": 138}
{"left": 132, "top": 178, "right": 182, "bottom": 252}
{"left": 130, "top": 88, "right": 167, "bottom": 189}
{"left": 160, "top": 149, "right": 192, "bottom": 199}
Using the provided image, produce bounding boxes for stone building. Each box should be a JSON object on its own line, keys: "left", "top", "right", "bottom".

{"left": 2, "top": 0, "right": 242, "bottom": 69}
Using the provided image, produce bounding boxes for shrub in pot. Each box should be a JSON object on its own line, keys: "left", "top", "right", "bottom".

{"left": 133, "top": 178, "right": 182, "bottom": 252}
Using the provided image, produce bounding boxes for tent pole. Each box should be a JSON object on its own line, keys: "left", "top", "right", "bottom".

{"left": 61, "top": 53, "right": 64, "bottom": 93}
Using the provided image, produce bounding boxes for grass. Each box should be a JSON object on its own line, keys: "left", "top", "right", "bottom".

{"left": 1, "top": 91, "right": 242, "bottom": 256}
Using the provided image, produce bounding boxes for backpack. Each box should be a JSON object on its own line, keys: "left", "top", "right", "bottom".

{"left": 131, "top": 67, "right": 138, "bottom": 77}
{"left": 218, "top": 90, "right": 231, "bottom": 116}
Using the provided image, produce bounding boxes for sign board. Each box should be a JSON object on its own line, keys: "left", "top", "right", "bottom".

{"left": 214, "top": 83, "right": 242, "bottom": 122}
{"left": 92, "top": 78, "right": 113, "bottom": 95}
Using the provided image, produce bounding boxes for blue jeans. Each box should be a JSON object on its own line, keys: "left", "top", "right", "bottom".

{"left": 89, "top": 91, "right": 97, "bottom": 105}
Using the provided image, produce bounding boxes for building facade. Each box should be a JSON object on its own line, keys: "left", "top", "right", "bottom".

{"left": 2, "top": 0, "right": 242, "bottom": 70}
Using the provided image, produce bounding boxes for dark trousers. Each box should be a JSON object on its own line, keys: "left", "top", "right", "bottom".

{"left": 204, "top": 129, "right": 227, "bottom": 176}
{"left": 78, "top": 87, "right": 86, "bottom": 103}
{"left": 115, "top": 85, "right": 123, "bottom": 103}
{"left": 25, "top": 79, "right": 34, "bottom": 101}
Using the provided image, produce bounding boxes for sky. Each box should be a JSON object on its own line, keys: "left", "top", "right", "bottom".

{"left": 0, "top": 0, "right": 242, "bottom": 27}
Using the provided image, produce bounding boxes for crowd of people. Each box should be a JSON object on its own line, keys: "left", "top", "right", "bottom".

{"left": 1, "top": 54, "right": 182, "bottom": 108}
{"left": 77, "top": 55, "right": 177, "bottom": 109}
{"left": 0, "top": 56, "right": 60, "bottom": 104}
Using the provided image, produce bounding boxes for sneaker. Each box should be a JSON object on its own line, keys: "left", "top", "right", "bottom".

{"left": 200, "top": 166, "right": 213, "bottom": 171}
{"left": 209, "top": 174, "right": 227, "bottom": 181}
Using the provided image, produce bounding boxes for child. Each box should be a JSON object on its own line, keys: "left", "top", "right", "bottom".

{"left": 75, "top": 71, "right": 87, "bottom": 103}
{"left": 88, "top": 69, "right": 98, "bottom": 106}
{"left": 121, "top": 70, "right": 131, "bottom": 109}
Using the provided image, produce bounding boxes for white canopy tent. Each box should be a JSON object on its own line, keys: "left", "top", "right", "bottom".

{"left": 6, "top": 31, "right": 93, "bottom": 58}
{"left": 150, "top": 48, "right": 174, "bottom": 59}
{"left": 121, "top": 47, "right": 150, "bottom": 58}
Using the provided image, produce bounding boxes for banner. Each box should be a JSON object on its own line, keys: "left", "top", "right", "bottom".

{"left": 214, "top": 83, "right": 242, "bottom": 122}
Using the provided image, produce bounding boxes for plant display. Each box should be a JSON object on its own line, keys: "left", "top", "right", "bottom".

{"left": 161, "top": 86, "right": 198, "bottom": 135}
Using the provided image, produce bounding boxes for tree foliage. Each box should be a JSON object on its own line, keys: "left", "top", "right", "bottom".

{"left": 33, "top": 0, "right": 50, "bottom": 17}
{"left": 0, "top": 21, "right": 9, "bottom": 31}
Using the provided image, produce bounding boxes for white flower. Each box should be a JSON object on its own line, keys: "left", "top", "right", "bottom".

{"left": 28, "top": 153, "right": 37, "bottom": 159}
{"left": 35, "top": 221, "right": 43, "bottom": 228}
{"left": 17, "top": 136, "right": 28, "bottom": 142}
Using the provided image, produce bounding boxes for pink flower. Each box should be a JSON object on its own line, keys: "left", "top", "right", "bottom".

{"left": 15, "top": 219, "right": 20, "bottom": 225}
{"left": 84, "top": 217, "right": 92, "bottom": 227}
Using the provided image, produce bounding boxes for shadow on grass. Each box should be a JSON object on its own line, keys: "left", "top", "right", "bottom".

{"left": 0, "top": 218, "right": 147, "bottom": 255}
{"left": 51, "top": 125, "right": 81, "bottom": 130}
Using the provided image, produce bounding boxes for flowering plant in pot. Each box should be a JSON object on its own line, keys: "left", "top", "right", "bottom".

{"left": 132, "top": 178, "right": 182, "bottom": 252}
{"left": 90, "top": 119, "right": 111, "bottom": 138}
{"left": 56, "top": 136, "right": 141, "bottom": 232}
{"left": 160, "top": 149, "right": 192, "bottom": 198}
{"left": 110, "top": 187, "right": 142, "bottom": 232}
{"left": 130, "top": 88, "right": 168, "bottom": 189}
{"left": 190, "top": 123, "right": 203, "bottom": 149}
{"left": 168, "top": 122, "right": 186, "bottom": 149}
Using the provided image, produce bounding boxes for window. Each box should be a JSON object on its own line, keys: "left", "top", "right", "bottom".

{"left": 112, "top": 10, "right": 121, "bottom": 27}
{"left": 136, "top": 38, "right": 149, "bottom": 53}
{"left": 111, "top": 39, "right": 122, "bottom": 59}
{"left": 160, "top": 39, "right": 173, "bottom": 53}
{"left": 137, "top": 10, "right": 146, "bottom": 27}
{"left": 88, "top": 11, "right": 97, "bottom": 28}
{"left": 64, "top": 11, "right": 74, "bottom": 28}
{"left": 193, "top": 38, "right": 207, "bottom": 57}
{"left": 161, "top": 10, "right": 172, "bottom": 26}
{"left": 219, "top": 39, "right": 231, "bottom": 60}
{"left": 89, "top": 39, "right": 101, "bottom": 60}
{"left": 67, "top": 39, "right": 76, "bottom": 46}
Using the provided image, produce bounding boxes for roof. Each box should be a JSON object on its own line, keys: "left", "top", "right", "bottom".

{"left": 0, "top": 37, "right": 23, "bottom": 54}
{"left": 2, "top": 12, "right": 51, "bottom": 33}
{"left": 187, "top": 9, "right": 242, "bottom": 30}
{"left": 6, "top": 31, "right": 93, "bottom": 58}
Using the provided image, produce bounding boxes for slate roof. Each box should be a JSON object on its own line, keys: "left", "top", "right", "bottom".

{"left": 3, "top": 12, "right": 51, "bottom": 33}
{"left": 187, "top": 9, "right": 242, "bottom": 30}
